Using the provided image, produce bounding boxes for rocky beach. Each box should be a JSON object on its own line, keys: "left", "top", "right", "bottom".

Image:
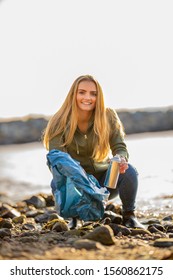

{"left": 0, "top": 192, "right": 173, "bottom": 260}
{"left": 0, "top": 108, "right": 173, "bottom": 260}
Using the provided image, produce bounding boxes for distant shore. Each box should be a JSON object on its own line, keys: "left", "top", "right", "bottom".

{"left": 0, "top": 106, "right": 173, "bottom": 145}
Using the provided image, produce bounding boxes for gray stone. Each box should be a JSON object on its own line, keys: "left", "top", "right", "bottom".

{"left": 52, "top": 221, "right": 69, "bottom": 232}
{"left": 148, "top": 225, "right": 166, "bottom": 236}
{"left": 148, "top": 224, "right": 166, "bottom": 232}
{"left": 0, "top": 219, "right": 13, "bottom": 229}
{"left": 162, "top": 215, "right": 173, "bottom": 221}
{"left": 35, "top": 213, "right": 49, "bottom": 223}
{"left": 22, "top": 223, "right": 37, "bottom": 231}
{"left": 82, "top": 225, "right": 116, "bottom": 245}
{"left": 109, "top": 223, "right": 131, "bottom": 236}
{"left": 24, "top": 195, "right": 46, "bottom": 209}
{"left": 153, "top": 238, "right": 173, "bottom": 247}
{"left": 0, "top": 204, "right": 21, "bottom": 218}
{"left": 0, "top": 228, "right": 11, "bottom": 238}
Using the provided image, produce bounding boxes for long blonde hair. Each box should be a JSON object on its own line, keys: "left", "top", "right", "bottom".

{"left": 43, "top": 75, "right": 123, "bottom": 161}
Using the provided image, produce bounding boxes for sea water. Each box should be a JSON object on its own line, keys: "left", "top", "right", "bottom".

{"left": 0, "top": 131, "right": 173, "bottom": 207}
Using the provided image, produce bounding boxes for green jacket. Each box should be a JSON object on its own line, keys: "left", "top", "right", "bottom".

{"left": 49, "top": 109, "right": 129, "bottom": 178}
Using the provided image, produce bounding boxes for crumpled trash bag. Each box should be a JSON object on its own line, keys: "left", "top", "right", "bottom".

{"left": 47, "top": 149, "right": 110, "bottom": 221}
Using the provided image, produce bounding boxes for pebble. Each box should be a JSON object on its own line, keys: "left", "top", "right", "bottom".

{"left": 82, "top": 225, "right": 116, "bottom": 245}
{"left": 43, "top": 218, "right": 69, "bottom": 232}
{"left": 148, "top": 225, "right": 167, "bottom": 237}
{"left": 12, "top": 215, "right": 26, "bottom": 224}
{"left": 22, "top": 223, "right": 37, "bottom": 231}
{"left": 148, "top": 224, "right": 166, "bottom": 232}
{"left": 24, "top": 195, "right": 46, "bottom": 208}
{"left": 162, "top": 215, "right": 173, "bottom": 221}
{"left": 0, "top": 218, "right": 13, "bottom": 229}
{"left": 52, "top": 221, "right": 69, "bottom": 232}
{"left": 153, "top": 238, "right": 173, "bottom": 247}
{"left": 0, "top": 228, "right": 11, "bottom": 238}
{"left": 109, "top": 223, "right": 131, "bottom": 236}
{"left": 0, "top": 203, "right": 21, "bottom": 218}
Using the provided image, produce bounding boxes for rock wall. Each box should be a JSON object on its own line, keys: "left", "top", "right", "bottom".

{"left": 0, "top": 107, "right": 173, "bottom": 145}
{"left": 0, "top": 116, "right": 48, "bottom": 145}
{"left": 118, "top": 107, "right": 173, "bottom": 134}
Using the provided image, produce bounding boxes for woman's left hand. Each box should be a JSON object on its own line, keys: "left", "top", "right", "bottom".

{"left": 119, "top": 157, "right": 128, "bottom": 174}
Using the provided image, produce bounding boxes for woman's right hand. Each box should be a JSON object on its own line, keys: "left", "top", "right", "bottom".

{"left": 119, "top": 157, "right": 128, "bottom": 174}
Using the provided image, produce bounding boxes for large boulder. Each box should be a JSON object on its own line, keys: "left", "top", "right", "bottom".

{"left": 118, "top": 106, "right": 173, "bottom": 134}
{"left": 0, "top": 115, "right": 48, "bottom": 144}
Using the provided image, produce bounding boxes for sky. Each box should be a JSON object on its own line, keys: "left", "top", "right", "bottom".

{"left": 0, "top": 0, "right": 173, "bottom": 118}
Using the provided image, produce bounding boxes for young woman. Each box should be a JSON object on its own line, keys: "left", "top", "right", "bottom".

{"left": 43, "top": 75, "right": 144, "bottom": 228}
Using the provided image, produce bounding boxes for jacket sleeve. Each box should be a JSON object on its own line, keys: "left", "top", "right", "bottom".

{"left": 49, "top": 133, "right": 66, "bottom": 152}
{"left": 107, "top": 108, "right": 129, "bottom": 160}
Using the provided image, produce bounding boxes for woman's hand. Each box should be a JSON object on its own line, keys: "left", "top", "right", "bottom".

{"left": 119, "top": 157, "right": 128, "bottom": 174}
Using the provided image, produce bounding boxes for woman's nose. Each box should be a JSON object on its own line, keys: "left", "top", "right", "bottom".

{"left": 84, "top": 92, "right": 91, "bottom": 99}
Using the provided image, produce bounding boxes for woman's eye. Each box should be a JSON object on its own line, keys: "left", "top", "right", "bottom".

{"left": 91, "top": 92, "right": 97, "bottom": 97}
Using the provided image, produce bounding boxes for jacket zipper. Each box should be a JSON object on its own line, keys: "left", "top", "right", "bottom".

{"left": 76, "top": 132, "right": 95, "bottom": 173}
{"left": 84, "top": 134, "right": 95, "bottom": 172}
{"left": 75, "top": 133, "right": 88, "bottom": 155}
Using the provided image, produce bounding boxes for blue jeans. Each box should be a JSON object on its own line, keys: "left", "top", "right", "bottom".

{"left": 97, "top": 164, "right": 139, "bottom": 213}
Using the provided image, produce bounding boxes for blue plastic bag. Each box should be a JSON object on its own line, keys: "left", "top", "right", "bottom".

{"left": 47, "top": 149, "right": 109, "bottom": 221}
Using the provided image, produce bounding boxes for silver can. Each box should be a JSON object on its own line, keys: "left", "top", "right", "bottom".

{"left": 104, "top": 155, "right": 121, "bottom": 189}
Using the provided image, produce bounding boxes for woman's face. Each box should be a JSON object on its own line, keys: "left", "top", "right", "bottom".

{"left": 76, "top": 80, "right": 97, "bottom": 113}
